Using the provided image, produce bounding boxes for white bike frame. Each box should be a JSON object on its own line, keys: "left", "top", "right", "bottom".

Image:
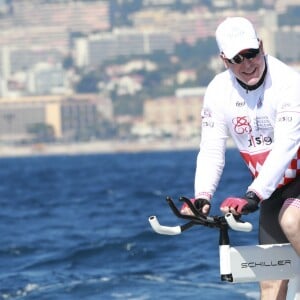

{"left": 149, "top": 197, "right": 300, "bottom": 300}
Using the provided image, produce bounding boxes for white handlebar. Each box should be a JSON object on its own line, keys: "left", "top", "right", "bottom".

{"left": 149, "top": 216, "right": 182, "bottom": 235}
{"left": 224, "top": 213, "right": 253, "bottom": 232}
{"left": 149, "top": 213, "right": 253, "bottom": 235}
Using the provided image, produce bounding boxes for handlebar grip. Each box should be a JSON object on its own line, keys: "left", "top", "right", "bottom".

{"left": 225, "top": 213, "right": 252, "bottom": 232}
{"left": 149, "top": 216, "right": 182, "bottom": 235}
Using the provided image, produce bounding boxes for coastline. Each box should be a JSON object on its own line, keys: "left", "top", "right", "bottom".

{"left": 0, "top": 138, "right": 236, "bottom": 158}
{"left": 0, "top": 139, "right": 199, "bottom": 158}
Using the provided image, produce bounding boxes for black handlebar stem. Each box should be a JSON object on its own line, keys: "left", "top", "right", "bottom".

{"left": 166, "top": 196, "right": 228, "bottom": 230}
{"left": 179, "top": 196, "right": 203, "bottom": 217}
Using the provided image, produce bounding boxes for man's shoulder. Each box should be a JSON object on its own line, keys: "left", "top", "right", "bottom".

{"left": 208, "top": 69, "right": 233, "bottom": 90}
{"left": 213, "top": 69, "right": 232, "bottom": 82}
{"left": 267, "top": 55, "right": 300, "bottom": 81}
{"left": 204, "top": 70, "right": 234, "bottom": 109}
{"left": 265, "top": 55, "right": 300, "bottom": 106}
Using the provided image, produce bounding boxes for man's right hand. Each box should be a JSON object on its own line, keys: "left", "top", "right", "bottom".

{"left": 180, "top": 198, "right": 211, "bottom": 215}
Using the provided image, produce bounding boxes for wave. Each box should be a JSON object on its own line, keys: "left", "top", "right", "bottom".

{"left": 2, "top": 272, "right": 259, "bottom": 300}
{"left": 1, "top": 249, "right": 260, "bottom": 299}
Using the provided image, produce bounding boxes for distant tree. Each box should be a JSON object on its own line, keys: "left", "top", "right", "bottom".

{"left": 62, "top": 54, "right": 74, "bottom": 70}
{"left": 279, "top": 6, "right": 300, "bottom": 26}
{"left": 75, "top": 72, "right": 99, "bottom": 93}
{"left": 175, "top": 38, "right": 217, "bottom": 68}
{"left": 112, "top": 94, "right": 144, "bottom": 116}
{"left": 27, "top": 123, "right": 55, "bottom": 143}
{"left": 95, "top": 119, "right": 117, "bottom": 139}
{"left": 196, "top": 64, "right": 215, "bottom": 86}
{"left": 110, "top": 0, "right": 143, "bottom": 27}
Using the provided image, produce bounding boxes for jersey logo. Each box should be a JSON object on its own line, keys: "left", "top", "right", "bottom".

{"left": 201, "top": 107, "right": 214, "bottom": 128}
{"left": 240, "top": 151, "right": 270, "bottom": 177}
{"left": 235, "top": 100, "right": 245, "bottom": 107}
{"left": 248, "top": 135, "right": 273, "bottom": 147}
{"left": 232, "top": 116, "right": 252, "bottom": 134}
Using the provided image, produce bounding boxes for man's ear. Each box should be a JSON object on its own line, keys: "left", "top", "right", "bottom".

{"left": 220, "top": 54, "right": 229, "bottom": 69}
{"left": 259, "top": 39, "right": 265, "bottom": 55}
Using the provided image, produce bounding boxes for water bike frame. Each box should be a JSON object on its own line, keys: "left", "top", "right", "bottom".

{"left": 149, "top": 197, "right": 300, "bottom": 300}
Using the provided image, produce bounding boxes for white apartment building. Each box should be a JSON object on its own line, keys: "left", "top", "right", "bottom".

{"left": 74, "top": 29, "right": 175, "bottom": 68}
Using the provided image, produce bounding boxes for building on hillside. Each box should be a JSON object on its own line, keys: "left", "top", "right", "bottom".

{"left": 132, "top": 94, "right": 204, "bottom": 139}
{"left": 0, "top": 1, "right": 110, "bottom": 33}
{"left": 0, "top": 46, "right": 65, "bottom": 77}
{"left": 0, "top": 94, "right": 113, "bottom": 143}
{"left": 74, "top": 28, "right": 174, "bottom": 68}
{"left": 275, "top": 26, "right": 300, "bottom": 61}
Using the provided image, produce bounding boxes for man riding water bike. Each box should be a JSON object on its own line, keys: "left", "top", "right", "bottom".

{"left": 181, "top": 17, "right": 300, "bottom": 300}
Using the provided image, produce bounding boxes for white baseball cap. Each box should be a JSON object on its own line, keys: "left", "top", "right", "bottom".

{"left": 216, "top": 17, "right": 259, "bottom": 59}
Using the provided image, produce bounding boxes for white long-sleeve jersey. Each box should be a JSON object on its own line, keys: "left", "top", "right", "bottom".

{"left": 195, "top": 55, "right": 300, "bottom": 200}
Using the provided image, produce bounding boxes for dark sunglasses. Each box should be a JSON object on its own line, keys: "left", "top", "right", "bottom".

{"left": 226, "top": 48, "right": 260, "bottom": 64}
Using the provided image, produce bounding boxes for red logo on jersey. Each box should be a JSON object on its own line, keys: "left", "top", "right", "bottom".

{"left": 232, "top": 116, "right": 252, "bottom": 134}
{"left": 240, "top": 151, "right": 270, "bottom": 178}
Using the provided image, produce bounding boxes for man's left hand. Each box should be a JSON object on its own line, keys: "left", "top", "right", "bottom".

{"left": 220, "top": 191, "right": 261, "bottom": 215}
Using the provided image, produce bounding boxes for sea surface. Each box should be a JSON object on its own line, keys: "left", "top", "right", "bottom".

{"left": 0, "top": 149, "right": 260, "bottom": 300}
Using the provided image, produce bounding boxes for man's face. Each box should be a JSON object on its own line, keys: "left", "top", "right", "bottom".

{"left": 222, "top": 42, "right": 265, "bottom": 86}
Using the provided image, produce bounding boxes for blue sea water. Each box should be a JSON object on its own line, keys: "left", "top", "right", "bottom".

{"left": 0, "top": 149, "right": 261, "bottom": 300}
